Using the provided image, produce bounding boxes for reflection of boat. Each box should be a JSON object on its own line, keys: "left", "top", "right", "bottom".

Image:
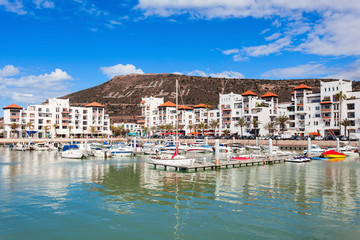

{"left": 321, "top": 150, "right": 345, "bottom": 159}
{"left": 61, "top": 145, "right": 84, "bottom": 159}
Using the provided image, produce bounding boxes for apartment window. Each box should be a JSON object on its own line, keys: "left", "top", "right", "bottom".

{"left": 38, "top": 108, "right": 42, "bottom": 112}
{"left": 347, "top": 104, "right": 355, "bottom": 110}
{"left": 56, "top": 108, "right": 60, "bottom": 112}
{"left": 325, "top": 122, "right": 330, "bottom": 127}
{"left": 315, "top": 114, "right": 321, "bottom": 118}
{"left": 348, "top": 112, "right": 355, "bottom": 118}
{"left": 350, "top": 120, "right": 355, "bottom": 126}
{"left": 315, "top": 106, "right": 320, "bottom": 110}
{"left": 337, "top": 87, "right": 339, "bottom": 91}
{"left": 314, "top": 121, "right": 318, "bottom": 126}
{"left": 30, "top": 113, "right": 35, "bottom": 117}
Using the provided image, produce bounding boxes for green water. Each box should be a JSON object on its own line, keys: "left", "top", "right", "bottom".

{"left": 0, "top": 148, "right": 359, "bottom": 239}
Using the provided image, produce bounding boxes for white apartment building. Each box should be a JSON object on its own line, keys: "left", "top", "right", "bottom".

{"left": 3, "top": 98, "right": 111, "bottom": 138}
{"left": 138, "top": 97, "right": 164, "bottom": 129}
{"left": 113, "top": 122, "right": 142, "bottom": 135}
{"left": 287, "top": 79, "right": 360, "bottom": 136}
{"left": 219, "top": 91, "right": 279, "bottom": 136}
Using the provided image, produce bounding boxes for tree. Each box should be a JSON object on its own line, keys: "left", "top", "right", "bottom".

{"left": 204, "top": 101, "right": 211, "bottom": 124}
{"left": 223, "top": 129, "right": 230, "bottom": 136}
{"left": 187, "top": 124, "right": 193, "bottom": 136}
{"left": 150, "top": 126, "right": 157, "bottom": 135}
{"left": 264, "top": 122, "right": 276, "bottom": 136}
{"left": 44, "top": 126, "right": 50, "bottom": 138}
{"left": 209, "top": 120, "right": 219, "bottom": 136}
{"left": 52, "top": 123, "right": 59, "bottom": 138}
{"left": 251, "top": 118, "right": 262, "bottom": 136}
{"left": 198, "top": 121, "right": 208, "bottom": 136}
{"left": 26, "top": 122, "right": 33, "bottom": 137}
{"left": 276, "top": 115, "right": 290, "bottom": 134}
{"left": 335, "top": 91, "right": 347, "bottom": 135}
{"left": 144, "top": 127, "right": 149, "bottom": 137}
{"left": 68, "top": 125, "right": 72, "bottom": 138}
{"left": 165, "top": 124, "right": 173, "bottom": 133}
{"left": 235, "top": 117, "right": 248, "bottom": 136}
{"left": 340, "top": 118, "right": 352, "bottom": 137}
{"left": 90, "top": 126, "right": 97, "bottom": 137}
{"left": 10, "top": 123, "right": 19, "bottom": 138}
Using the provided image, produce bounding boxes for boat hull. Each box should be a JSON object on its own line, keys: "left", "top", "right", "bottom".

{"left": 150, "top": 157, "right": 196, "bottom": 165}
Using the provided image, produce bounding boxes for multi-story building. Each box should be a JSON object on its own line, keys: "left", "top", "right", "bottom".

{"left": 3, "top": 98, "right": 111, "bottom": 138}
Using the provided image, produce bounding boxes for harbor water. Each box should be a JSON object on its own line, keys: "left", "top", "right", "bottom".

{"left": 0, "top": 148, "right": 359, "bottom": 239}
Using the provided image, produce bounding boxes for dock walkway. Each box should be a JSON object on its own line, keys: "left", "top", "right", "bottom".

{"left": 149, "top": 157, "right": 285, "bottom": 171}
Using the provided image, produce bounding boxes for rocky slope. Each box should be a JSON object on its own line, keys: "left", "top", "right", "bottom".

{"left": 62, "top": 73, "right": 360, "bottom": 123}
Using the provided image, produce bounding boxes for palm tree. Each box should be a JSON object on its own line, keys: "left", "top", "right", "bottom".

{"left": 223, "top": 129, "right": 230, "bottom": 136}
{"left": 187, "top": 124, "right": 193, "bottom": 136}
{"left": 276, "top": 115, "right": 290, "bottom": 134}
{"left": 44, "top": 126, "right": 50, "bottom": 138}
{"left": 264, "top": 121, "right": 276, "bottom": 136}
{"left": 144, "top": 127, "right": 149, "bottom": 137}
{"left": 251, "top": 118, "right": 262, "bottom": 136}
{"left": 335, "top": 91, "right": 347, "bottom": 135}
{"left": 235, "top": 117, "right": 248, "bottom": 136}
{"left": 165, "top": 124, "right": 173, "bottom": 133}
{"left": 198, "top": 121, "right": 208, "bottom": 136}
{"left": 10, "top": 123, "right": 19, "bottom": 138}
{"left": 204, "top": 101, "right": 211, "bottom": 123}
{"left": 26, "top": 122, "right": 33, "bottom": 137}
{"left": 52, "top": 123, "right": 59, "bottom": 138}
{"left": 150, "top": 126, "right": 157, "bottom": 135}
{"left": 89, "top": 126, "right": 96, "bottom": 137}
{"left": 68, "top": 125, "right": 72, "bottom": 138}
{"left": 340, "top": 118, "right": 352, "bottom": 137}
{"left": 209, "top": 120, "right": 219, "bottom": 136}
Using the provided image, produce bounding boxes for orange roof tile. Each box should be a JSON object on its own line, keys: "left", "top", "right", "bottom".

{"left": 242, "top": 90, "right": 257, "bottom": 96}
{"left": 261, "top": 92, "right": 279, "bottom": 98}
{"left": 194, "top": 103, "right": 211, "bottom": 108}
{"left": 158, "top": 101, "right": 176, "bottom": 108}
{"left": 293, "top": 84, "right": 312, "bottom": 90}
{"left": 3, "top": 104, "right": 23, "bottom": 109}
{"left": 140, "top": 100, "right": 146, "bottom": 104}
{"left": 291, "top": 91, "right": 295, "bottom": 95}
{"left": 85, "top": 102, "right": 105, "bottom": 108}
{"left": 178, "top": 105, "right": 193, "bottom": 110}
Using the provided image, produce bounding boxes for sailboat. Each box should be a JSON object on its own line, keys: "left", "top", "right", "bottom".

{"left": 149, "top": 79, "right": 196, "bottom": 165}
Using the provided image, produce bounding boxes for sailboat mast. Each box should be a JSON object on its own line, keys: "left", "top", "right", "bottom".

{"left": 176, "top": 78, "right": 179, "bottom": 143}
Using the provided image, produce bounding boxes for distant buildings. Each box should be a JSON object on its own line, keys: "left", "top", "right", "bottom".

{"left": 3, "top": 98, "right": 111, "bottom": 138}
{"left": 138, "top": 79, "right": 360, "bottom": 136}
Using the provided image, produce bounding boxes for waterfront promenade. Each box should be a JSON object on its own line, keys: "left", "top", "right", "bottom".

{"left": 0, "top": 137, "right": 358, "bottom": 149}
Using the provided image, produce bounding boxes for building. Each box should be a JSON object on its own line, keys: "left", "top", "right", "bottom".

{"left": 3, "top": 98, "right": 111, "bottom": 138}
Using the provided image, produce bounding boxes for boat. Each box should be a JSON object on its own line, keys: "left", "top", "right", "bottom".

{"left": 219, "top": 144, "right": 232, "bottom": 153}
{"left": 245, "top": 145, "right": 261, "bottom": 151}
{"left": 61, "top": 144, "right": 84, "bottom": 159}
{"left": 187, "top": 143, "right": 214, "bottom": 153}
{"left": 93, "top": 148, "right": 112, "bottom": 158}
{"left": 12, "top": 142, "right": 29, "bottom": 151}
{"left": 321, "top": 150, "right": 346, "bottom": 159}
{"left": 149, "top": 79, "right": 196, "bottom": 165}
{"left": 33, "top": 143, "right": 49, "bottom": 151}
{"left": 303, "top": 144, "right": 325, "bottom": 155}
{"left": 161, "top": 141, "right": 188, "bottom": 153}
{"left": 110, "top": 143, "right": 134, "bottom": 157}
{"left": 285, "top": 156, "right": 311, "bottom": 163}
{"left": 231, "top": 154, "right": 262, "bottom": 161}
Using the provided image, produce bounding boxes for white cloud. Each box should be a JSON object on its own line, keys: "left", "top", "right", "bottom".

{"left": 187, "top": 69, "right": 244, "bottom": 79}
{"left": 326, "top": 60, "right": 360, "bottom": 81}
{"left": 265, "top": 32, "right": 281, "bottom": 41}
{"left": 0, "top": 66, "right": 73, "bottom": 104}
{"left": 0, "top": 0, "right": 27, "bottom": 15}
{"left": 33, "top": 0, "right": 54, "bottom": 9}
{"left": 100, "top": 64, "right": 144, "bottom": 78}
{"left": 261, "top": 63, "right": 329, "bottom": 79}
{"left": 222, "top": 49, "right": 239, "bottom": 55}
{"left": 0, "top": 65, "right": 20, "bottom": 78}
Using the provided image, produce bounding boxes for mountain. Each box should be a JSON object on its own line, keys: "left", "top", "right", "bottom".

{"left": 62, "top": 73, "right": 360, "bottom": 123}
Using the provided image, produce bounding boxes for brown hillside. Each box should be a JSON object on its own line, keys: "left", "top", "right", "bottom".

{"left": 62, "top": 74, "right": 360, "bottom": 123}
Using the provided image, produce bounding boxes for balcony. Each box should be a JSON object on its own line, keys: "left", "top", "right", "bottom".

{"left": 223, "top": 120, "right": 231, "bottom": 123}
{"left": 321, "top": 108, "right": 331, "bottom": 112}
{"left": 10, "top": 115, "right": 20, "bottom": 118}
{"left": 223, "top": 114, "right": 231, "bottom": 117}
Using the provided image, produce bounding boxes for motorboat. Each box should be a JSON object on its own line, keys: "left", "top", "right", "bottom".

{"left": 61, "top": 145, "right": 84, "bottom": 159}
{"left": 219, "top": 144, "right": 233, "bottom": 153}
{"left": 285, "top": 156, "right": 311, "bottom": 163}
{"left": 321, "top": 150, "right": 345, "bottom": 159}
{"left": 33, "top": 143, "right": 49, "bottom": 151}
{"left": 161, "top": 141, "right": 188, "bottom": 153}
{"left": 187, "top": 143, "right": 214, "bottom": 153}
{"left": 150, "top": 147, "right": 196, "bottom": 165}
{"left": 303, "top": 144, "right": 325, "bottom": 155}
{"left": 93, "top": 148, "right": 112, "bottom": 158}
{"left": 12, "top": 142, "right": 29, "bottom": 151}
{"left": 245, "top": 145, "right": 261, "bottom": 151}
{"left": 110, "top": 143, "right": 134, "bottom": 157}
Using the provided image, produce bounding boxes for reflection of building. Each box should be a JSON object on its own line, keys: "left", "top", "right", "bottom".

{"left": 3, "top": 98, "right": 111, "bottom": 138}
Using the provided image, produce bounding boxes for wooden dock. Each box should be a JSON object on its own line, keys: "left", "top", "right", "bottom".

{"left": 149, "top": 157, "right": 285, "bottom": 172}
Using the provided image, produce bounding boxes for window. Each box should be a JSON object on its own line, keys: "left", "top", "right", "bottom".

{"left": 30, "top": 113, "right": 35, "bottom": 117}
{"left": 315, "top": 114, "right": 321, "bottom": 118}
{"left": 315, "top": 106, "right": 320, "bottom": 110}
{"left": 314, "top": 121, "right": 318, "bottom": 126}
{"left": 347, "top": 104, "right": 355, "bottom": 110}
{"left": 348, "top": 112, "right": 355, "bottom": 118}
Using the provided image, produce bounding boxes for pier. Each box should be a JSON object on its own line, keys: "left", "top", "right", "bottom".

{"left": 149, "top": 157, "right": 285, "bottom": 172}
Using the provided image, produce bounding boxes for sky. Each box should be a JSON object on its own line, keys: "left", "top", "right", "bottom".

{"left": 1, "top": 0, "right": 360, "bottom": 114}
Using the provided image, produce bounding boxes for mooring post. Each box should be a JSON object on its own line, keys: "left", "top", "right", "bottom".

{"left": 336, "top": 137, "right": 340, "bottom": 152}
{"left": 307, "top": 137, "right": 311, "bottom": 158}
{"left": 215, "top": 139, "right": 220, "bottom": 168}
{"left": 268, "top": 138, "right": 273, "bottom": 163}
{"left": 256, "top": 137, "right": 259, "bottom": 147}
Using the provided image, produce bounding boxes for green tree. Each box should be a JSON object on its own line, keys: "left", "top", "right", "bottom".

{"left": 235, "top": 117, "right": 249, "bottom": 136}
{"left": 26, "top": 122, "right": 33, "bottom": 137}
{"left": 335, "top": 91, "right": 347, "bottom": 135}
{"left": 10, "top": 122, "right": 19, "bottom": 138}
{"left": 209, "top": 120, "right": 219, "bottom": 136}
{"left": 198, "top": 121, "right": 208, "bottom": 136}
{"left": 264, "top": 121, "right": 276, "bottom": 136}
{"left": 52, "top": 123, "right": 59, "bottom": 138}
{"left": 44, "top": 125, "right": 50, "bottom": 138}
{"left": 340, "top": 118, "right": 352, "bottom": 137}
{"left": 276, "top": 115, "right": 290, "bottom": 134}
{"left": 223, "top": 129, "right": 230, "bottom": 136}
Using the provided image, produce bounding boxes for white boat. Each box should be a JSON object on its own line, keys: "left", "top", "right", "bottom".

{"left": 246, "top": 145, "right": 261, "bottom": 151}
{"left": 61, "top": 145, "right": 84, "bottom": 159}
{"left": 93, "top": 148, "right": 112, "bottom": 158}
{"left": 161, "top": 141, "right": 188, "bottom": 153}
{"left": 187, "top": 144, "right": 214, "bottom": 153}
{"left": 219, "top": 144, "right": 233, "bottom": 153}
{"left": 12, "top": 142, "right": 29, "bottom": 151}
{"left": 303, "top": 144, "right": 325, "bottom": 155}
{"left": 150, "top": 153, "right": 196, "bottom": 165}
{"left": 33, "top": 143, "right": 49, "bottom": 151}
{"left": 110, "top": 143, "right": 134, "bottom": 157}
{"left": 285, "top": 156, "right": 311, "bottom": 163}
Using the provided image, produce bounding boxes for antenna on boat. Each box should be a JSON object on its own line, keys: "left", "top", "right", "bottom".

{"left": 176, "top": 78, "right": 179, "bottom": 143}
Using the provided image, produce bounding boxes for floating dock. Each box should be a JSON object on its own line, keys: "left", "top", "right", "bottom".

{"left": 149, "top": 157, "right": 285, "bottom": 172}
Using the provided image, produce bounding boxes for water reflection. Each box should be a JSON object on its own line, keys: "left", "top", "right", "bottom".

{"left": 0, "top": 148, "right": 359, "bottom": 239}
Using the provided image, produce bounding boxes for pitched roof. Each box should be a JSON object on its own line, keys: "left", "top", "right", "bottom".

{"left": 85, "top": 102, "right": 105, "bottom": 108}
{"left": 158, "top": 101, "right": 176, "bottom": 108}
{"left": 293, "top": 84, "right": 312, "bottom": 90}
{"left": 291, "top": 91, "right": 295, "bottom": 95}
{"left": 261, "top": 92, "right": 279, "bottom": 98}
{"left": 194, "top": 103, "right": 211, "bottom": 108}
{"left": 242, "top": 90, "right": 257, "bottom": 96}
{"left": 3, "top": 104, "right": 23, "bottom": 110}
{"left": 178, "top": 105, "right": 193, "bottom": 110}
{"left": 140, "top": 100, "right": 146, "bottom": 104}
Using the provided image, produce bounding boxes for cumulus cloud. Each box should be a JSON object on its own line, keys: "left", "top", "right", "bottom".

{"left": 0, "top": 66, "right": 73, "bottom": 104}
{"left": 0, "top": 65, "right": 20, "bottom": 77}
{"left": 187, "top": 69, "right": 244, "bottom": 79}
{"left": 100, "top": 64, "right": 144, "bottom": 78}
{"left": 0, "top": 0, "right": 27, "bottom": 15}
{"left": 33, "top": 0, "right": 54, "bottom": 9}
{"left": 326, "top": 60, "right": 360, "bottom": 81}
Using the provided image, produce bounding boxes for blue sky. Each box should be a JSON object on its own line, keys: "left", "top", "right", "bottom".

{"left": 1, "top": 0, "right": 360, "bottom": 113}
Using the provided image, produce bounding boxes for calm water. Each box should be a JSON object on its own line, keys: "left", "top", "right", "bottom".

{"left": 0, "top": 148, "right": 359, "bottom": 240}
